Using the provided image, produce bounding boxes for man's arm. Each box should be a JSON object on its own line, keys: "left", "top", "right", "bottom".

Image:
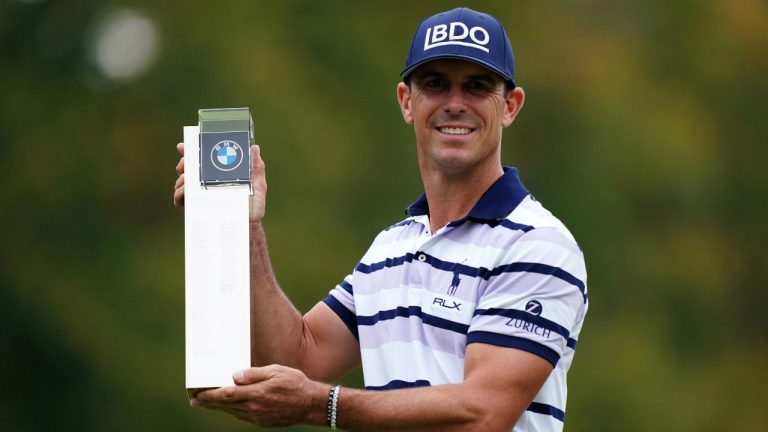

{"left": 336, "top": 343, "right": 552, "bottom": 431}
{"left": 174, "top": 143, "right": 360, "bottom": 382}
{"left": 192, "top": 342, "right": 552, "bottom": 430}
{"left": 248, "top": 221, "right": 360, "bottom": 381}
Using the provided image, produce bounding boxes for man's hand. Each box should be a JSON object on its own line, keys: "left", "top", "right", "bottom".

{"left": 248, "top": 144, "right": 267, "bottom": 222}
{"left": 173, "top": 142, "right": 268, "bottom": 223}
{"left": 191, "top": 365, "right": 328, "bottom": 428}
{"left": 173, "top": 143, "right": 185, "bottom": 208}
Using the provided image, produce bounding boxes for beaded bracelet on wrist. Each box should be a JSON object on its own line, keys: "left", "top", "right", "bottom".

{"left": 326, "top": 385, "right": 340, "bottom": 430}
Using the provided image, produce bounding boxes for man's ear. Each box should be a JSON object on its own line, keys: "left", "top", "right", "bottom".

{"left": 397, "top": 82, "right": 414, "bottom": 125}
{"left": 502, "top": 87, "right": 525, "bottom": 128}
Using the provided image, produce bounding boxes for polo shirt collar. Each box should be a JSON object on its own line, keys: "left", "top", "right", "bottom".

{"left": 405, "top": 166, "right": 530, "bottom": 221}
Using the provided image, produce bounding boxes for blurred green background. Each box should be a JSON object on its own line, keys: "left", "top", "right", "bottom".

{"left": 1, "top": 0, "right": 766, "bottom": 430}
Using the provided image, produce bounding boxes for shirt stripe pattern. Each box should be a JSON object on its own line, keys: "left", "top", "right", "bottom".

{"left": 323, "top": 168, "right": 588, "bottom": 432}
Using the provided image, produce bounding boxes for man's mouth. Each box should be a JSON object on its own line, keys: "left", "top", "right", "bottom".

{"left": 437, "top": 127, "right": 474, "bottom": 135}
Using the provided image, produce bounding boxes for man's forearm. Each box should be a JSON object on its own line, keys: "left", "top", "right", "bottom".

{"left": 329, "top": 382, "right": 520, "bottom": 432}
{"left": 248, "top": 221, "right": 307, "bottom": 368}
{"left": 327, "top": 345, "right": 549, "bottom": 431}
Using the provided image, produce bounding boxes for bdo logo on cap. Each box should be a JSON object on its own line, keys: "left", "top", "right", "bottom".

{"left": 423, "top": 22, "right": 490, "bottom": 53}
{"left": 210, "top": 140, "right": 244, "bottom": 172}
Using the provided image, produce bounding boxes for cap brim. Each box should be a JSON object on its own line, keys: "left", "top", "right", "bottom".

{"left": 400, "top": 54, "right": 514, "bottom": 87}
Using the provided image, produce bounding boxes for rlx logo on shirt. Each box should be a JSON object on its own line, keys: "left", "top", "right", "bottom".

{"left": 433, "top": 297, "right": 462, "bottom": 311}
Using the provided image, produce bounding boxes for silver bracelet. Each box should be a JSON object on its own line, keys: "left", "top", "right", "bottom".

{"left": 327, "top": 385, "right": 341, "bottom": 430}
{"left": 327, "top": 384, "right": 341, "bottom": 429}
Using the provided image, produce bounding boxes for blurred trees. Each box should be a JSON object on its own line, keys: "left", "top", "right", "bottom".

{"left": 0, "top": 0, "right": 766, "bottom": 430}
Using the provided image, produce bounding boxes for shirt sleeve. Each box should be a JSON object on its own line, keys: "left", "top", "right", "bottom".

{"left": 323, "top": 273, "right": 359, "bottom": 340}
{"left": 466, "top": 227, "right": 588, "bottom": 367}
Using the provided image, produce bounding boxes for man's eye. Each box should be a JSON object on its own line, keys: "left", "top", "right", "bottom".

{"left": 467, "top": 81, "right": 491, "bottom": 92}
{"left": 421, "top": 78, "right": 447, "bottom": 90}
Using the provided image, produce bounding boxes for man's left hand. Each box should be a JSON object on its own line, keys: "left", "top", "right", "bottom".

{"left": 191, "top": 364, "right": 328, "bottom": 428}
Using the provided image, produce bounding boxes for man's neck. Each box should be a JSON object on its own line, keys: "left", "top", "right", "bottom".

{"left": 420, "top": 162, "right": 504, "bottom": 234}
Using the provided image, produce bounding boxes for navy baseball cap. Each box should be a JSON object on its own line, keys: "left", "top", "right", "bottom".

{"left": 401, "top": 8, "right": 515, "bottom": 87}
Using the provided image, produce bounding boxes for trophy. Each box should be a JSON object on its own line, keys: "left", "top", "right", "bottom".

{"left": 183, "top": 108, "right": 253, "bottom": 396}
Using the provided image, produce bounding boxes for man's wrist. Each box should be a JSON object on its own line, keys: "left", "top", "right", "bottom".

{"left": 249, "top": 220, "right": 266, "bottom": 238}
{"left": 305, "top": 380, "right": 335, "bottom": 427}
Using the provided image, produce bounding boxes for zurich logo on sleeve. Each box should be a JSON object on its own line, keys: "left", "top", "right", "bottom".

{"left": 210, "top": 140, "right": 244, "bottom": 172}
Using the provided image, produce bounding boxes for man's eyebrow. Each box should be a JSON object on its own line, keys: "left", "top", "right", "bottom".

{"left": 467, "top": 73, "right": 502, "bottom": 85}
{"left": 412, "top": 70, "right": 446, "bottom": 81}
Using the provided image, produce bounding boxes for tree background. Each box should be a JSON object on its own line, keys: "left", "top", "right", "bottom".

{"left": 1, "top": 0, "right": 766, "bottom": 430}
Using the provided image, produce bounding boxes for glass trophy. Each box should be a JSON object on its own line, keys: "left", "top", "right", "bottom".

{"left": 198, "top": 107, "right": 253, "bottom": 188}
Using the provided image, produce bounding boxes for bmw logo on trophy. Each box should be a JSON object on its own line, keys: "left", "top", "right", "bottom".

{"left": 199, "top": 107, "right": 253, "bottom": 187}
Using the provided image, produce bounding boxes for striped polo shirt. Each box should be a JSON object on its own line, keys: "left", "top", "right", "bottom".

{"left": 323, "top": 167, "right": 588, "bottom": 431}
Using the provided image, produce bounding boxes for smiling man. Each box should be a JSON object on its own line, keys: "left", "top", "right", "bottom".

{"left": 174, "top": 7, "right": 588, "bottom": 431}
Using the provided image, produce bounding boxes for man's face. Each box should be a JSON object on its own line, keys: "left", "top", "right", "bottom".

{"left": 397, "top": 59, "right": 524, "bottom": 176}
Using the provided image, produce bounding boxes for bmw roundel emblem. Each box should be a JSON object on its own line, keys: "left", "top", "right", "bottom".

{"left": 210, "top": 140, "right": 244, "bottom": 172}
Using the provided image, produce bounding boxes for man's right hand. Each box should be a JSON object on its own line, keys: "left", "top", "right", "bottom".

{"left": 173, "top": 142, "right": 268, "bottom": 223}
{"left": 173, "top": 143, "right": 186, "bottom": 208}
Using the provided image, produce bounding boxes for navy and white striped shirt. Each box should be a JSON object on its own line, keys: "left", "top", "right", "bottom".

{"left": 324, "top": 167, "right": 588, "bottom": 431}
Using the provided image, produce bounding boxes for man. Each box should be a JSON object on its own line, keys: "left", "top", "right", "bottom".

{"left": 174, "top": 8, "right": 587, "bottom": 431}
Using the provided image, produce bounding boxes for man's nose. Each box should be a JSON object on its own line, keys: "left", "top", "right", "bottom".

{"left": 443, "top": 86, "right": 467, "bottom": 114}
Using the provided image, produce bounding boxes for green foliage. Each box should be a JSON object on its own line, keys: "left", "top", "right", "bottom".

{"left": 0, "top": 0, "right": 766, "bottom": 430}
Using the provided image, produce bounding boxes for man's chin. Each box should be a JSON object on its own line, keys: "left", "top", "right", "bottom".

{"left": 431, "top": 156, "right": 480, "bottom": 176}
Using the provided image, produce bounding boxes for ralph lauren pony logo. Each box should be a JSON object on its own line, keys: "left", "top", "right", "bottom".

{"left": 447, "top": 259, "right": 467, "bottom": 296}
{"left": 447, "top": 271, "right": 461, "bottom": 296}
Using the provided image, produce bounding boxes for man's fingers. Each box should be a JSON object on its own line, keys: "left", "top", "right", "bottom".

{"left": 174, "top": 143, "right": 186, "bottom": 208}
{"left": 248, "top": 144, "right": 267, "bottom": 222}
{"left": 191, "top": 397, "right": 262, "bottom": 423}
{"left": 251, "top": 144, "right": 260, "bottom": 160}
{"left": 176, "top": 156, "right": 185, "bottom": 176}
{"left": 175, "top": 143, "right": 185, "bottom": 176}
{"left": 234, "top": 365, "right": 277, "bottom": 385}
{"left": 250, "top": 145, "right": 262, "bottom": 179}
{"left": 173, "top": 180, "right": 185, "bottom": 208}
{"left": 194, "top": 383, "right": 265, "bottom": 405}
{"left": 175, "top": 173, "right": 185, "bottom": 190}
{"left": 195, "top": 386, "right": 237, "bottom": 402}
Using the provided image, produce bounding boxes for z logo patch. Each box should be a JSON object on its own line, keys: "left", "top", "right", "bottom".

{"left": 525, "top": 300, "right": 543, "bottom": 316}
